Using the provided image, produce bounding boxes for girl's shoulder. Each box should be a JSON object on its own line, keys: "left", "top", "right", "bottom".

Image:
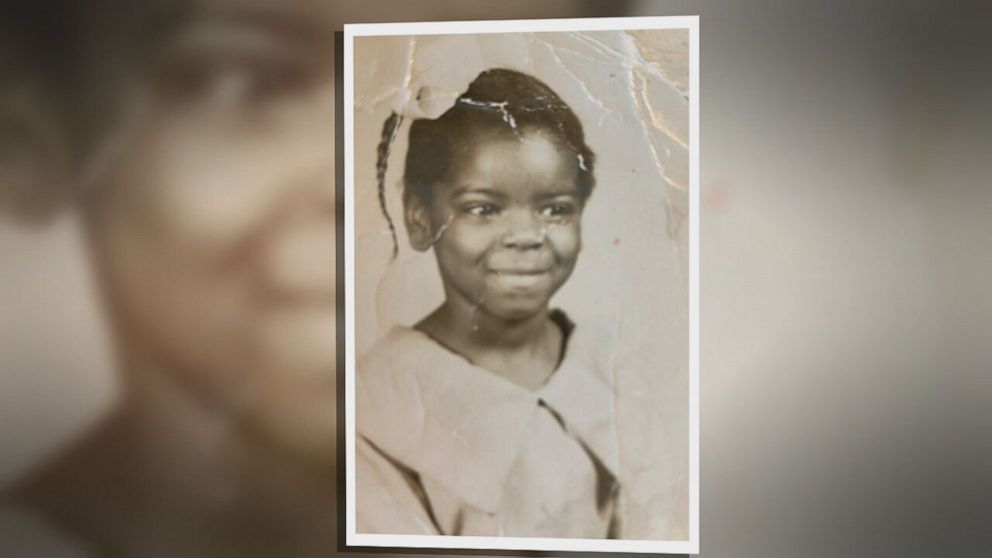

{"left": 553, "top": 309, "right": 619, "bottom": 388}
{"left": 356, "top": 325, "right": 448, "bottom": 392}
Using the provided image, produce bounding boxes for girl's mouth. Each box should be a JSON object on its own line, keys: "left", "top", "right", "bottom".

{"left": 486, "top": 268, "right": 552, "bottom": 291}
{"left": 489, "top": 268, "right": 551, "bottom": 276}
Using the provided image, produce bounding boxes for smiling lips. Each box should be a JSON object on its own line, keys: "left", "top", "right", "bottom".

{"left": 486, "top": 267, "right": 553, "bottom": 291}
{"left": 489, "top": 268, "right": 551, "bottom": 275}
{"left": 485, "top": 256, "right": 554, "bottom": 276}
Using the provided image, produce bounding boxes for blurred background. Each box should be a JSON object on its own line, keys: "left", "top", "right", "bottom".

{"left": 1, "top": 0, "right": 989, "bottom": 557}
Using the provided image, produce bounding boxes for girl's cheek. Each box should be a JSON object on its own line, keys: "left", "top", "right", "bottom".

{"left": 448, "top": 214, "right": 496, "bottom": 241}
{"left": 546, "top": 221, "right": 582, "bottom": 253}
{"left": 440, "top": 220, "right": 488, "bottom": 259}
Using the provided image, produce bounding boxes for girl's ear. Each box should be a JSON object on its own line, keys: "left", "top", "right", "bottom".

{"left": 404, "top": 194, "right": 434, "bottom": 252}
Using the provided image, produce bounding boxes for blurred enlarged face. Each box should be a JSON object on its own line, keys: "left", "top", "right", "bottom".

{"left": 425, "top": 131, "right": 584, "bottom": 322}
{"left": 86, "top": 8, "right": 337, "bottom": 453}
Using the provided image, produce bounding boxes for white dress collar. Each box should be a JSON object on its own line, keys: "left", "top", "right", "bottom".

{"left": 356, "top": 312, "right": 619, "bottom": 514}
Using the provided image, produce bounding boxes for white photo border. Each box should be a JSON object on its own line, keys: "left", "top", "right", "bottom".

{"left": 344, "top": 15, "right": 700, "bottom": 555}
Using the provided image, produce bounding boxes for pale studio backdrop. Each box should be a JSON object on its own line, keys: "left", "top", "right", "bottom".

{"left": 351, "top": 29, "right": 691, "bottom": 540}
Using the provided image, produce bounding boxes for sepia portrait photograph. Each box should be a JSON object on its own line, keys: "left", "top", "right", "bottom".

{"left": 344, "top": 16, "right": 699, "bottom": 554}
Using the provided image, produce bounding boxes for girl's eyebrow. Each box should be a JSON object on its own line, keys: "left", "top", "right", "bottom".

{"left": 533, "top": 188, "right": 582, "bottom": 201}
{"left": 449, "top": 186, "right": 507, "bottom": 200}
{"left": 163, "top": 7, "right": 335, "bottom": 72}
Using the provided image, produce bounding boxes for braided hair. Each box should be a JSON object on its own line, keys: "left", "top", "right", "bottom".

{"left": 375, "top": 111, "right": 404, "bottom": 259}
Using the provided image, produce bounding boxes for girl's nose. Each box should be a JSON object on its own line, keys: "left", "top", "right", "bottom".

{"left": 501, "top": 209, "right": 545, "bottom": 250}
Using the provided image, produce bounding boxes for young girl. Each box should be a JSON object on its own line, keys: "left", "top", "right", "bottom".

{"left": 356, "top": 68, "right": 620, "bottom": 539}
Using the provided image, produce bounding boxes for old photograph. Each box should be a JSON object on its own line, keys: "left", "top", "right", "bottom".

{"left": 344, "top": 16, "right": 698, "bottom": 554}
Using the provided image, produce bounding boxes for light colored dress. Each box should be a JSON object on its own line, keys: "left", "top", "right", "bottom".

{"left": 355, "top": 312, "right": 621, "bottom": 538}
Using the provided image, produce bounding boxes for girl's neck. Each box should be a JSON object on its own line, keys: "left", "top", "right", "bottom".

{"left": 417, "top": 301, "right": 564, "bottom": 391}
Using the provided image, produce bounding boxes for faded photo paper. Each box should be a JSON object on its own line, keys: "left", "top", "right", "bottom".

{"left": 344, "top": 17, "right": 698, "bottom": 555}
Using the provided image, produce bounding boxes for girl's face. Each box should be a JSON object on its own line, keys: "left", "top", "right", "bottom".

{"left": 411, "top": 132, "right": 584, "bottom": 322}
{"left": 85, "top": 7, "right": 337, "bottom": 458}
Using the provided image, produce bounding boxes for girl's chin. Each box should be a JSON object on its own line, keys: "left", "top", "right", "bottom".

{"left": 480, "top": 299, "right": 553, "bottom": 324}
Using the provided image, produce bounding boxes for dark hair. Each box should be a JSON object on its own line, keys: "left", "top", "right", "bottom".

{"left": 375, "top": 68, "right": 596, "bottom": 258}
{"left": 1, "top": 0, "right": 192, "bottom": 222}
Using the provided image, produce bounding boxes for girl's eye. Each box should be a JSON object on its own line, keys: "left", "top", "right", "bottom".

{"left": 540, "top": 203, "right": 576, "bottom": 218}
{"left": 465, "top": 203, "right": 501, "bottom": 217}
{"left": 154, "top": 54, "right": 315, "bottom": 110}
